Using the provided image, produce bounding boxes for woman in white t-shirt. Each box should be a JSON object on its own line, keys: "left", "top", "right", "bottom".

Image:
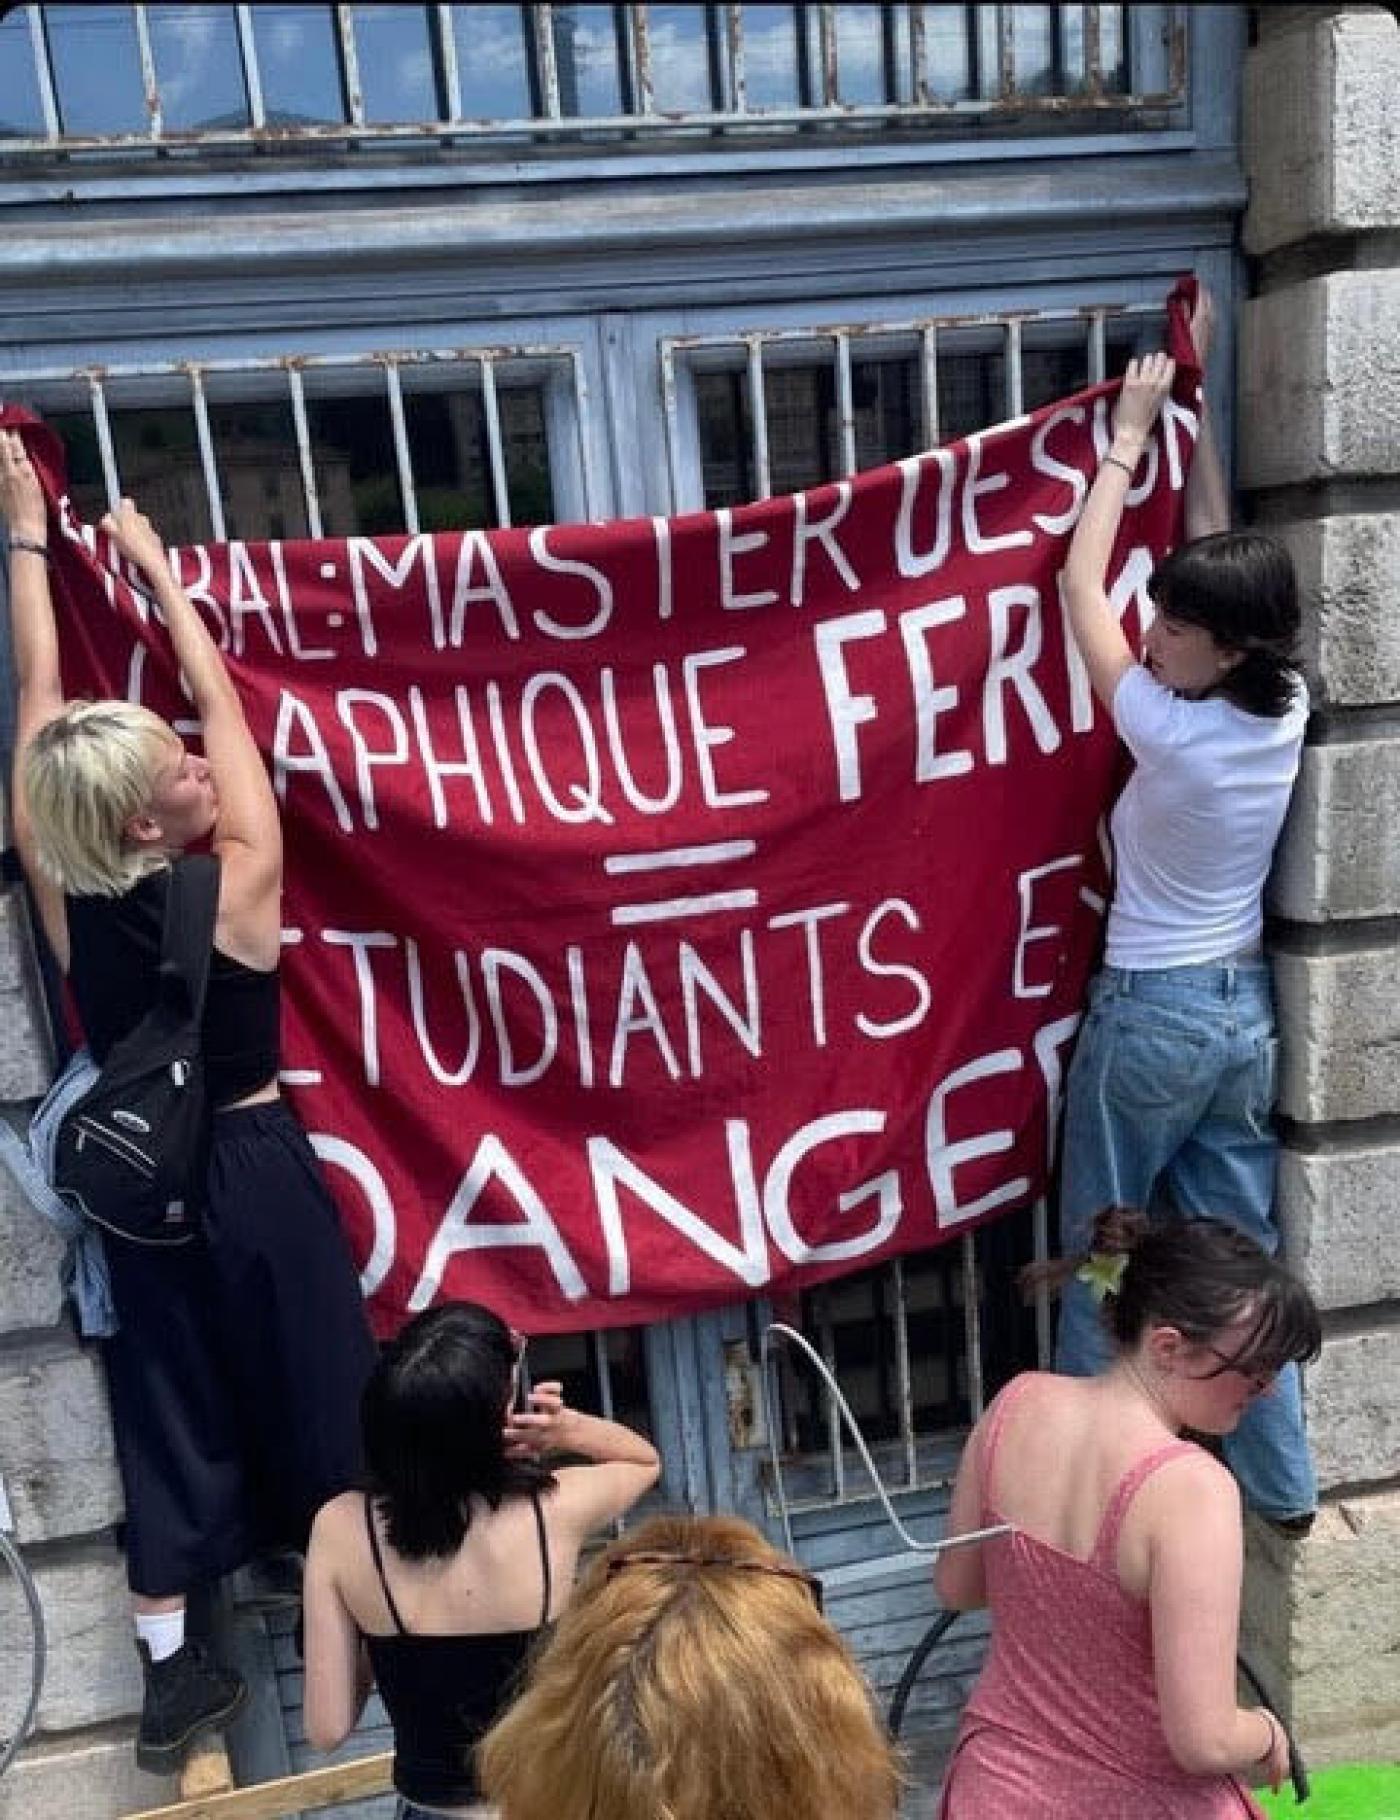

{"left": 1054, "top": 297, "right": 1316, "bottom": 1533}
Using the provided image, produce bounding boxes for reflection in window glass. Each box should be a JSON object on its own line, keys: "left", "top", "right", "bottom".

{"left": 0, "top": 13, "right": 45, "bottom": 138}
{"left": 1020, "top": 342, "right": 1087, "bottom": 414}
{"left": 807, "top": 5, "right": 891, "bottom": 107}
{"left": 784, "top": 1252, "right": 966, "bottom": 1453}
{"left": 698, "top": 356, "right": 922, "bottom": 507}
{"left": 149, "top": 4, "right": 249, "bottom": 132}
{"left": 250, "top": 4, "right": 346, "bottom": 128}
{"left": 402, "top": 385, "right": 555, "bottom": 531}
{"left": 646, "top": 7, "right": 715, "bottom": 113}
{"left": 305, "top": 390, "right": 404, "bottom": 537}
{"left": 925, "top": 4, "right": 973, "bottom": 102}
{"left": 46, "top": 4, "right": 147, "bottom": 136}
{"left": 355, "top": 4, "right": 439, "bottom": 125}
{"left": 552, "top": 6, "right": 625, "bottom": 118}
{"left": 936, "top": 349, "right": 1007, "bottom": 444}
{"left": 108, "top": 408, "right": 214, "bottom": 544}
{"left": 207, "top": 399, "right": 310, "bottom": 543}
{"left": 451, "top": 5, "right": 532, "bottom": 120}
{"left": 42, "top": 413, "right": 107, "bottom": 528}
{"left": 737, "top": 5, "right": 801, "bottom": 111}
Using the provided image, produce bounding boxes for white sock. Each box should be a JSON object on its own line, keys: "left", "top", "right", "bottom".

{"left": 135, "top": 1609, "right": 186, "bottom": 1663}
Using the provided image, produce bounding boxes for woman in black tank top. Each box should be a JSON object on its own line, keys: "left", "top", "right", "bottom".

{"left": 302, "top": 1300, "right": 659, "bottom": 1819}
{"left": 2, "top": 443, "right": 375, "bottom": 1775}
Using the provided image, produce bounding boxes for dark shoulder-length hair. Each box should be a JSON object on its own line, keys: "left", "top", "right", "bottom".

{"left": 1148, "top": 530, "right": 1303, "bottom": 718}
{"left": 362, "top": 1300, "right": 555, "bottom": 1561}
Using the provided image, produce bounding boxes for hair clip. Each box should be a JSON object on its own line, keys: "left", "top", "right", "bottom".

{"left": 1075, "top": 1250, "right": 1128, "bottom": 1302}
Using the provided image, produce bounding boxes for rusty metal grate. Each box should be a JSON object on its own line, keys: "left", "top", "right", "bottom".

{"left": 0, "top": 5, "right": 1186, "bottom": 158}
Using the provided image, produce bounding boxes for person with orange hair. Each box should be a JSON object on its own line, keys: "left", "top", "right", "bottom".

{"left": 476, "top": 1513, "right": 902, "bottom": 1820}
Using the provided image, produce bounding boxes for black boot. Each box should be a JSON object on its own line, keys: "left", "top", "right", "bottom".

{"left": 136, "top": 1639, "right": 247, "bottom": 1774}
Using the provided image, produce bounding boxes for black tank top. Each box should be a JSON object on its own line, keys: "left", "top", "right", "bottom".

{"left": 65, "top": 870, "right": 281, "bottom": 1109}
{"left": 363, "top": 1493, "right": 553, "bottom": 1809}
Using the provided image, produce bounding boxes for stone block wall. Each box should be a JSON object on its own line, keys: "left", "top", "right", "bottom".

{"left": 0, "top": 861, "right": 175, "bottom": 1813}
{"left": 1240, "top": 2, "right": 1400, "bottom": 1767}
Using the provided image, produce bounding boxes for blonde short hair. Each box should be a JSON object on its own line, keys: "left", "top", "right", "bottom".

{"left": 477, "top": 1514, "right": 903, "bottom": 1820}
{"left": 23, "top": 701, "right": 177, "bottom": 897}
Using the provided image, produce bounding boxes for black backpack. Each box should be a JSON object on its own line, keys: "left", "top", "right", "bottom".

{"left": 54, "top": 855, "right": 220, "bottom": 1247}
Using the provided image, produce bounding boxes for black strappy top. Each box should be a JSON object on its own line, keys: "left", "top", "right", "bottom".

{"left": 362, "top": 1494, "right": 552, "bottom": 1809}
{"left": 66, "top": 871, "right": 280, "bottom": 1108}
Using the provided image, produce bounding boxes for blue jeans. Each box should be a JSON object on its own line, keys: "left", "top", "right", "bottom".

{"left": 1055, "top": 959, "right": 1317, "bottom": 1520}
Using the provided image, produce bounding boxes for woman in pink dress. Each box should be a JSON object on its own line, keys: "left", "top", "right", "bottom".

{"left": 936, "top": 1209, "right": 1319, "bottom": 1818}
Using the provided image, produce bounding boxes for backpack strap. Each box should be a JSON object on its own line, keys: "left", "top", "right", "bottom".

{"left": 157, "top": 856, "right": 221, "bottom": 1025}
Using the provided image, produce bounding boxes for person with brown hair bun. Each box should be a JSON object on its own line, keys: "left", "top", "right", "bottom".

{"left": 935, "top": 1209, "right": 1320, "bottom": 1818}
{"left": 476, "top": 1513, "right": 903, "bottom": 1820}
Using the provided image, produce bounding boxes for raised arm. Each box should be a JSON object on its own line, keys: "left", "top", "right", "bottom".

{"left": 1147, "top": 1457, "right": 1289, "bottom": 1792}
{"left": 101, "top": 502, "right": 282, "bottom": 937}
{"left": 506, "top": 1383, "right": 661, "bottom": 1536}
{"left": 0, "top": 429, "right": 70, "bottom": 960}
{"left": 1063, "top": 353, "right": 1175, "bottom": 709}
{"left": 1183, "top": 285, "right": 1230, "bottom": 542}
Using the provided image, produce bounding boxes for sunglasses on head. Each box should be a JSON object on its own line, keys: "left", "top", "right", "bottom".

{"left": 605, "top": 1551, "right": 824, "bottom": 1613}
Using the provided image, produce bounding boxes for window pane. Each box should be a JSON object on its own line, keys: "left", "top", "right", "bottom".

{"left": 109, "top": 407, "right": 213, "bottom": 545}
{"left": 1020, "top": 339, "right": 1087, "bottom": 413}
{"left": 42, "top": 412, "right": 107, "bottom": 526}
{"left": 46, "top": 4, "right": 146, "bottom": 136}
{"left": 527, "top": 1327, "right": 650, "bottom": 1433}
{"left": 401, "top": 384, "right": 555, "bottom": 531}
{"left": 0, "top": 12, "right": 45, "bottom": 138}
{"left": 765, "top": 367, "right": 839, "bottom": 497}
{"left": 301, "top": 388, "right": 404, "bottom": 537}
{"left": 925, "top": 5, "right": 974, "bottom": 102}
{"left": 451, "top": 4, "right": 532, "bottom": 119}
{"left": 851, "top": 357, "right": 921, "bottom": 467}
{"left": 250, "top": 4, "right": 346, "bottom": 127}
{"left": 552, "top": 6, "right": 624, "bottom": 117}
{"left": 813, "top": 5, "right": 890, "bottom": 107}
{"left": 353, "top": 3, "right": 439, "bottom": 125}
{"left": 1011, "top": 5, "right": 1056, "bottom": 99}
{"left": 646, "top": 6, "right": 715, "bottom": 113}
{"left": 207, "top": 398, "right": 310, "bottom": 542}
{"left": 737, "top": 5, "right": 802, "bottom": 111}
{"left": 936, "top": 349, "right": 1006, "bottom": 443}
{"left": 148, "top": 4, "right": 249, "bottom": 132}
{"left": 695, "top": 371, "right": 753, "bottom": 509}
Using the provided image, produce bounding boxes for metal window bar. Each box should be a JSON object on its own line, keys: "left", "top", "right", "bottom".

{"left": 187, "top": 365, "right": 227, "bottom": 544}
{"left": 333, "top": 4, "right": 366, "bottom": 129}
{"left": 8, "top": 344, "right": 588, "bottom": 542}
{"left": 25, "top": 3, "right": 60, "bottom": 143}
{"left": 436, "top": 2, "right": 464, "bottom": 125}
{"left": 381, "top": 360, "right": 420, "bottom": 536}
{"left": 477, "top": 355, "right": 512, "bottom": 529}
{"left": 724, "top": 4, "right": 747, "bottom": 116}
{"left": 132, "top": 3, "right": 162, "bottom": 140}
{"left": 0, "top": 4, "right": 1183, "bottom": 155}
{"left": 284, "top": 364, "right": 324, "bottom": 541}
{"left": 660, "top": 299, "right": 1165, "bottom": 511}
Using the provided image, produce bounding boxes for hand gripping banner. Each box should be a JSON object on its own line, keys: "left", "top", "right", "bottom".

{"left": 4, "top": 286, "right": 1201, "bottom": 1336}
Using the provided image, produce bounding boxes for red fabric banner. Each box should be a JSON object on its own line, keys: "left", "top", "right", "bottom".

{"left": 5, "top": 289, "right": 1200, "bottom": 1337}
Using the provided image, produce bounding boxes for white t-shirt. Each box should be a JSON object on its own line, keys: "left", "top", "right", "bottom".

{"left": 1104, "top": 664, "right": 1308, "bottom": 970}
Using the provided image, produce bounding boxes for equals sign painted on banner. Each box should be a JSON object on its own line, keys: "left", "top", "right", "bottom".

{"left": 604, "top": 840, "right": 758, "bottom": 927}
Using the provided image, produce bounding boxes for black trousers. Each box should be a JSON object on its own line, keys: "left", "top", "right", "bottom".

{"left": 101, "top": 1099, "right": 377, "bottom": 1598}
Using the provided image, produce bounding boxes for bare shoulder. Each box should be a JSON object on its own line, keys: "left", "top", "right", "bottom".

{"left": 1136, "top": 1444, "right": 1240, "bottom": 1528}
{"left": 309, "top": 1489, "right": 368, "bottom": 1556}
